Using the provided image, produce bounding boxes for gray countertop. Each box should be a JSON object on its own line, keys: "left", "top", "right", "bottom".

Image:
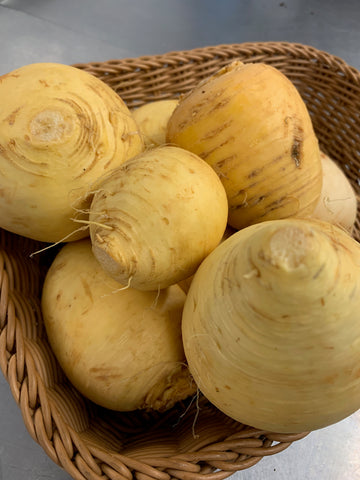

{"left": 1, "top": 1, "right": 360, "bottom": 479}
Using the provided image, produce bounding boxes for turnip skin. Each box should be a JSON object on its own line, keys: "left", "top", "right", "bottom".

{"left": 167, "top": 61, "right": 322, "bottom": 230}
{"left": 0, "top": 62, "right": 144, "bottom": 242}
{"left": 89, "top": 145, "right": 228, "bottom": 291}
{"left": 182, "top": 217, "right": 360, "bottom": 433}
{"left": 41, "top": 239, "right": 195, "bottom": 412}
{"left": 177, "top": 226, "right": 236, "bottom": 294}
{"left": 132, "top": 99, "right": 178, "bottom": 147}
{"left": 312, "top": 151, "right": 357, "bottom": 233}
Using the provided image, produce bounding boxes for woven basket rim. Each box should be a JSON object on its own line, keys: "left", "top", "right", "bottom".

{"left": 73, "top": 40, "right": 360, "bottom": 75}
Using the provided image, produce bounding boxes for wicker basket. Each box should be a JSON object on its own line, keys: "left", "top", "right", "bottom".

{"left": 1, "top": 42, "right": 360, "bottom": 480}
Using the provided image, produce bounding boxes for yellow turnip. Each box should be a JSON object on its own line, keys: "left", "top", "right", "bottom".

{"left": 89, "top": 145, "right": 228, "bottom": 290}
{"left": 312, "top": 151, "right": 357, "bottom": 232}
{"left": 0, "top": 62, "right": 143, "bottom": 242}
{"left": 167, "top": 61, "right": 322, "bottom": 230}
{"left": 41, "top": 239, "right": 195, "bottom": 411}
{"left": 183, "top": 217, "right": 360, "bottom": 433}
{"left": 132, "top": 99, "right": 178, "bottom": 147}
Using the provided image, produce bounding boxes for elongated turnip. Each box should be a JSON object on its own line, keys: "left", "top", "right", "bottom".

{"left": 132, "top": 99, "right": 178, "bottom": 147}
{"left": 167, "top": 61, "right": 322, "bottom": 230}
{"left": 41, "top": 239, "right": 195, "bottom": 411}
{"left": 182, "top": 217, "right": 360, "bottom": 433}
{"left": 312, "top": 151, "right": 357, "bottom": 232}
{"left": 0, "top": 62, "right": 144, "bottom": 242}
{"left": 89, "top": 145, "right": 228, "bottom": 290}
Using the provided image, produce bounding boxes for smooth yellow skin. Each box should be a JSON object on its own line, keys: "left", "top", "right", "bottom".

{"left": 177, "top": 225, "right": 236, "bottom": 294}
{"left": 132, "top": 99, "right": 178, "bottom": 147}
{"left": 167, "top": 61, "right": 322, "bottom": 230}
{"left": 183, "top": 217, "right": 360, "bottom": 433}
{"left": 89, "top": 145, "right": 228, "bottom": 290}
{"left": 0, "top": 62, "right": 144, "bottom": 242}
{"left": 312, "top": 151, "right": 357, "bottom": 233}
{"left": 41, "top": 239, "right": 195, "bottom": 412}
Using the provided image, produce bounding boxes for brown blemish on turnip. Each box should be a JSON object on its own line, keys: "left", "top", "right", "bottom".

{"left": 324, "top": 373, "right": 339, "bottom": 384}
{"left": 200, "top": 120, "right": 233, "bottom": 141}
{"left": 52, "top": 261, "right": 66, "bottom": 271}
{"left": 291, "top": 137, "right": 302, "bottom": 167}
{"left": 0, "top": 73, "right": 20, "bottom": 84}
{"left": 81, "top": 277, "right": 93, "bottom": 303}
{"left": 200, "top": 136, "right": 235, "bottom": 160}
{"left": 248, "top": 167, "right": 264, "bottom": 178}
{"left": 291, "top": 119, "right": 304, "bottom": 168}
{"left": 313, "top": 264, "right": 325, "bottom": 280}
{"left": 89, "top": 366, "right": 122, "bottom": 383}
{"left": 192, "top": 299, "right": 197, "bottom": 312}
{"left": 5, "top": 107, "right": 21, "bottom": 126}
{"left": 208, "top": 97, "right": 232, "bottom": 114}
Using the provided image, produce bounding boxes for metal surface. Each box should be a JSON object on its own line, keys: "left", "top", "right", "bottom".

{"left": 1, "top": 1, "right": 360, "bottom": 479}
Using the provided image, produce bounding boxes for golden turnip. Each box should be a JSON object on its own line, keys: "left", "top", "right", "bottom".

{"left": 312, "top": 151, "right": 357, "bottom": 232}
{"left": 167, "top": 61, "right": 322, "bottom": 230}
{"left": 183, "top": 217, "right": 360, "bottom": 433}
{"left": 41, "top": 239, "right": 195, "bottom": 411}
{"left": 0, "top": 62, "right": 144, "bottom": 242}
{"left": 89, "top": 145, "right": 228, "bottom": 290}
{"left": 132, "top": 99, "right": 178, "bottom": 147}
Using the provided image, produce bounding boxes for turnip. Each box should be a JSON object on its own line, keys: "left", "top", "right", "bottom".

{"left": 132, "top": 99, "right": 178, "bottom": 147}
{"left": 41, "top": 239, "right": 195, "bottom": 411}
{"left": 182, "top": 217, "right": 360, "bottom": 433}
{"left": 312, "top": 151, "right": 357, "bottom": 232}
{"left": 167, "top": 61, "right": 322, "bottom": 230}
{"left": 0, "top": 62, "right": 143, "bottom": 242}
{"left": 89, "top": 145, "right": 228, "bottom": 291}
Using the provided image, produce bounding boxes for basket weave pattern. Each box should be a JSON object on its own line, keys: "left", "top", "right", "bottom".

{"left": 1, "top": 42, "right": 359, "bottom": 480}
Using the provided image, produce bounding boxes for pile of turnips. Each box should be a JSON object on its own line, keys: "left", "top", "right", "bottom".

{"left": 0, "top": 59, "right": 359, "bottom": 433}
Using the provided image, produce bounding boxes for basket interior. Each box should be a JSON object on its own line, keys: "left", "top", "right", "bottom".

{"left": 1, "top": 42, "right": 360, "bottom": 480}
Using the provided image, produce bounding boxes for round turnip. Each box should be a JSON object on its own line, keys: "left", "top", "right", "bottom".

{"left": 0, "top": 62, "right": 144, "bottom": 242}
{"left": 42, "top": 239, "right": 195, "bottom": 411}
{"left": 89, "top": 145, "right": 228, "bottom": 290}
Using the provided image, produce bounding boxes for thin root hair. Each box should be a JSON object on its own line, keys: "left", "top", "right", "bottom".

{"left": 150, "top": 285, "right": 162, "bottom": 310}
{"left": 192, "top": 388, "right": 201, "bottom": 439}
{"left": 172, "top": 388, "right": 201, "bottom": 439}
{"left": 71, "top": 218, "right": 114, "bottom": 231}
{"left": 29, "top": 225, "right": 89, "bottom": 257}
{"left": 101, "top": 276, "right": 133, "bottom": 297}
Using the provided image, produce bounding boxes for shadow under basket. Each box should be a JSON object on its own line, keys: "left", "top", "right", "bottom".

{"left": 1, "top": 42, "right": 360, "bottom": 480}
